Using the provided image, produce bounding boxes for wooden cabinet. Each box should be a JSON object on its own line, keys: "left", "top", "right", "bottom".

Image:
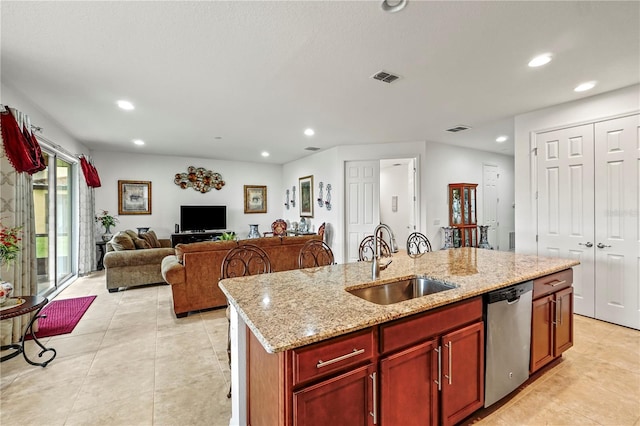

{"left": 293, "top": 364, "right": 376, "bottom": 426}
{"left": 530, "top": 269, "right": 574, "bottom": 373}
{"left": 448, "top": 183, "right": 478, "bottom": 247}
{"left": 247, "top": 297, "right": 484, "bottom": 426}
{"left": 378, "top": 297, "right": 484, "bottom": 426}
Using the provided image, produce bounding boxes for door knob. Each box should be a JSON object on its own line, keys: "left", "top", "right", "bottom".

{"left": 597, "top": 243, "right": 612, "bottom": 249}
{"left": 578, "top": 242, "right": 593, "bottom": 248}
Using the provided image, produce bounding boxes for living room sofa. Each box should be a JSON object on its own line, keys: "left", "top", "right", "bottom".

{"left": 104, "top": 230, "right": 176, "bottom": 292}
{"left": 161, "top": 234, "right": 322, "bottom": 317}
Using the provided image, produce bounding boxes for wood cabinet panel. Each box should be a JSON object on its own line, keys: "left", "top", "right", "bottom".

{"left": 292, "top": 329, "right": 374, "bottom": 387}
{"left": 531, "top": 295, "right": 554, "bottom": 373}
{"left": 380, "top": 339, "right": 439, "bottom": 426}
{"left": 533, "top": 268, "right": 573, "bottom": 299}
{"left": 555, "top": 287, "right": 574, "bottom": 355}
{"left": 293, "top": 363, "right": 375, "bottom": 426}
{"left": 379, "top": 297, "right": 482, "bottom": 355}
{"left": 441, "top": 321, "right": 485, "bottom": 426}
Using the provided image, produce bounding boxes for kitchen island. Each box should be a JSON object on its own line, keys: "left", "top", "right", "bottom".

{"left": 219, "top": 248, "right": 579, "bottom": 425}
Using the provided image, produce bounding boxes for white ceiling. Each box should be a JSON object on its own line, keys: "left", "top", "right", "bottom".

{"left": 2, "top": 1, "right": 639, "bottom": 164}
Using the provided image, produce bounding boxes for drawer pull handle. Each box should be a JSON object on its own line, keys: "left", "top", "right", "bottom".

{"left": 316, "top": 348, "right": 365, "bottom": 368}
{"left": 546, "top": 279, "right": 566, "bottom": 287}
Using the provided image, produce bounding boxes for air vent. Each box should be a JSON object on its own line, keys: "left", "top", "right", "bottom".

{"left": 371, "top": 70, "right": 401, "bottom": 84}
{"left": 446, "top": 125, "right": 472, "bottom": 133}
{"left": 305, "top": 146, "right": 321, "bottom": 151}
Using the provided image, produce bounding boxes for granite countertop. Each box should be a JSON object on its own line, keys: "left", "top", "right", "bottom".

{"left": 219, "top": 248, "right": 579, "bottom": 354}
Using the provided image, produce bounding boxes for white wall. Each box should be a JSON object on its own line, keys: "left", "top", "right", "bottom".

{"left": 1, "top": 83, "right": 89, "bottom": 157}
{"left": 514, "top": 84, "right": 640, "bottom": 254}
{"left": 91, "top": 151, "right": 282, "bottom": 240}
{"left": 422, "top": 141, "right": 514, "bottom": 251}
{"left": 284, "top": 140, "right": 514, "bottom": 262}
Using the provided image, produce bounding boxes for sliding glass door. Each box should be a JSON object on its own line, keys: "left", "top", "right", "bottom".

{"left": 32, "top": 150, "right": 76, "bottom": 296}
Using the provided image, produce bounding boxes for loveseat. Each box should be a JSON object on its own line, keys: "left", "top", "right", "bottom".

{"left": 104, "top": 230, "right": 176, "bottom": 292}
{"left": 161, "top": 234, "right": 322, "bottom": 317}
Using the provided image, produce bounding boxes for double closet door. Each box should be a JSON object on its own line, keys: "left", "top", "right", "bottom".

{"left": 537, "top": 114, "right": 639, "bottom": 330}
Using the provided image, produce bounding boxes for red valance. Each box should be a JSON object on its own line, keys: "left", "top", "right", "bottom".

{"left": 1, "top": 106, "right": 46, "bottom": 175}
{"left": 80, "top": 155, "right": 102, "bottom": 188}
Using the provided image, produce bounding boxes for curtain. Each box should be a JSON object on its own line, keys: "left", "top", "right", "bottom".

{"left": 0, "top": 141, "right": 38, "bottom": 346}
{"left": 78, "top": 181, "right": 96, "bottom": 275}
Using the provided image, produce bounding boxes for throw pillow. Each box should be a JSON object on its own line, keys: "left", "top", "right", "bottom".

{"left": 111, "top": 231, "right": 136, "bottom": 251}
{"left": 124, "top": 229, "right": 150, "bottom": 249}
{"left": 140, "top": 230, "right": 161, "bottom": 248}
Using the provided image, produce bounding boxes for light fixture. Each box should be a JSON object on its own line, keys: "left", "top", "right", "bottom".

{"left": 117, "top": 100, "right": 134, "bottom": 110}
{"left": 528, "top": 53, "right": 552, "bottom": 68}
{"left": 496, "top": 136, "right": 508, "bottom": 143}
{"left": 132, "top": 139, "right": 145, "bottom": 146}
{"left": 574, "top": 81, "right": 596, "bottom": 92}
{"left": 304, "top": 128, "right": 315, "bottom": 136}
{"left": 381, "top": 0, "right": 407, "bottom": 13}
{"left": 261, "top": 151, "right": 270, "bottom": 157}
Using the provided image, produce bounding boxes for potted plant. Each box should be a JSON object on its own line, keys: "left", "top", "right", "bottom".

{"left": 95, "top": 210, "right": 119, "bottom": 241}
{"left": 218, "top": 231, "right": 236, "bottom": 241}
{"left": 0, "top": 221, "right": 21, "bottom": 304}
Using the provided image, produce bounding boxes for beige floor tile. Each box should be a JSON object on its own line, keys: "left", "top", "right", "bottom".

{"left": 65, "top": 390, "right": 154, "bottom": 426}
{"left": 46, "top": 330, "right": 105, "bottom": 359}
{"left": 153, "top": 380, "right": 231, "bottom": 426}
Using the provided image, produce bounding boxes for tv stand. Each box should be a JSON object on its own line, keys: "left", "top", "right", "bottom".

{"left": 171, "top": 231, "right": 228, "bottom": 247}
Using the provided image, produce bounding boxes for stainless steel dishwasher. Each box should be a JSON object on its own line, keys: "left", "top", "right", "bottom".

{"left": 484, "top": 280, "right": 533, "bottom": 407}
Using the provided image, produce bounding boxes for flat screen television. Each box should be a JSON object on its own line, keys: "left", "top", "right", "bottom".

{"left": 180, "top": 205, "right": 227, "bottom": 232}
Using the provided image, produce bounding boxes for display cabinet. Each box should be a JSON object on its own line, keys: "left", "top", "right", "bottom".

{"left": 449, "top": 183, "right": 477, "bottom": 247}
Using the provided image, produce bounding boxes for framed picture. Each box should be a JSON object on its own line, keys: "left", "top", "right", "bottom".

{"left": 299, "top": 175, "right": 314, "bottom": 217}
{"left": 244, "top": 185, "right": 267, "bottom": 214}
{"left": 118, "top": 180, "right": 152, "bottom": 215}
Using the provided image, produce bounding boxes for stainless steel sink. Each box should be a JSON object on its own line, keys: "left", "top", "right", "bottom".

{"left": 347, "top": 276, "right": 457, "bottom": 305}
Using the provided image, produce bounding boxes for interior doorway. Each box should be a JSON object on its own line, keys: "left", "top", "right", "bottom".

{"left": 344, "top": 157, "right": 417, "bottom": 263}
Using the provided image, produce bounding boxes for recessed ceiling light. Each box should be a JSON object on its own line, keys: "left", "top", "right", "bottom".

{"left": 261, "top": 151, "right": 270, "bottom": 157}
{"left": 117, "top": 100, "right": 134, "bottom": 110}
{"left": 381, "top": 0, "right": 407, "bottom": 13}
{"left": 496, "top": 136, "right": 508, "bottom": 143}
{"left": 132, "top": 139, "right": 145, "bottom": 146}
{"left": 304, "top": 128, "right": 315, "bottom": 136}
{"left": 528, "top": 53, "right": 552, "bottom": 68}
{"left": 574, "top": 81, "right": 596, "bottom": 92}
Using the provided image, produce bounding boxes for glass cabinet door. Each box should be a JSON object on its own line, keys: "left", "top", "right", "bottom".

{"left": 451, "top": 188, "right": 462, "bottom": 225}
{"left": 470, "top": 187, "right": 476, "bottom": 225}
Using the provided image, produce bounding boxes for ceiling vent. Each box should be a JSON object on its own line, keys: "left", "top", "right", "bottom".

{"left": 371, "top": 70, "right": 401, "bottom": 84}
{"left": 446, "top": 125, "right": 472, "bottom": 133}
{"left": 305, "top": 146, "right": 321, "bottom": 151}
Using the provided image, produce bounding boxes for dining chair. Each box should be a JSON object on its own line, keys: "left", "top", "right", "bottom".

{"left": 358, "top": 235, "right": 391, "bottom": 261}
{"left": 298, "top": 239, "right": 335, "bottom": 268}
{"left": 221, "top": 244, "right": 272, "bottom": 398}
{"left": 406, "top": 232, "right": 432, "bottom": 257}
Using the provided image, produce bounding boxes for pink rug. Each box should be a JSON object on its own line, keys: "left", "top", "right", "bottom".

{"left": 28, "top": 295, "right": 97, "bottom": 339}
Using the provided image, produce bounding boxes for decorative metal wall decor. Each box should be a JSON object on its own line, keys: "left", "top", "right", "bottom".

{"left": 317, "top": 182, "right": 324, "bottom": 207}
{"left": 291, "top": 186, "right": 296, "bottom": 208}
{"left": 174, "top": 166, "right": 225, "bottom": 193}
{"left": 285, "top": 189, "right": 290, "bottom": 209}
{"left": 325, "top": 184, "right": 332, "bottom": 211}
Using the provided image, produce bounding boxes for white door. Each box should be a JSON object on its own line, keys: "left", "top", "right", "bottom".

{"left": 594, "top": 115, "right": 640, "bottom": 329}
{"left": 536, "top": 124, "right": 596, "bottom": 318}
{"left": 483, "top": 164, "right": 499, "bottom": 250}
{"left": 345, "top": 161, "right": 380, "bottom": 263}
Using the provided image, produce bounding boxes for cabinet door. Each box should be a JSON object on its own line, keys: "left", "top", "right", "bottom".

{"left": 554, "top": 287, "right": 574, "bottom": 355}
{"left": 530, "top": 295, "right": 554, "bottom": 373}
{"left": 293, "top": 364, "right": 375, "bottom": 426}
{"left": 380, "top": 339, "right": 439, "bottom": 426}
{"left": 441, "top": 321, "right": 484, "bottom": 426}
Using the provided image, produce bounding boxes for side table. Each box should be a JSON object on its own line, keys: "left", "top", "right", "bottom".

{"left": 96, "top": 241, "right": 107, "bottom": 270}
{"left": 0, "top": 296, "right": 57, "bottom": 367}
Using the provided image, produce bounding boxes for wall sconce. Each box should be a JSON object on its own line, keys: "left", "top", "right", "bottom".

{"left": 291, "top": 186, "right": 296, "bottom": 208}
{"left": 317, "top": 182, "right": 324, "bottom": 207}
{"left": 285, "top": 189, "right": 290, "bottom": 209}
{"left": 325, "top": 184, "right": 332, "bottom": 211}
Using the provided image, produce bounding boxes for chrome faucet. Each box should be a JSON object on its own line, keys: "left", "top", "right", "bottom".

{"left": 371, "top": 223, "right": 398, "bottom": 279}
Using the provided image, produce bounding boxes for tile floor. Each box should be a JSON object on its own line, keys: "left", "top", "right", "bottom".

{"left": 0, "top": 271, "right": 639, "bottom": 426}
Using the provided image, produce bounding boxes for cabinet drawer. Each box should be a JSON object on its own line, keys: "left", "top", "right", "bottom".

{"left": 292, "top": 328, "right": 374, "bottom": 387}
{"left": 533, "top": 269, "right": 573, "bottom": 299}
{"left": 379, "top": 297, "right": 482, "bottom": 355}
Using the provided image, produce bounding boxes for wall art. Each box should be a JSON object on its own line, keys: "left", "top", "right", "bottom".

{"left": 174, "top": 166, "right": 225, "bottom": 193}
